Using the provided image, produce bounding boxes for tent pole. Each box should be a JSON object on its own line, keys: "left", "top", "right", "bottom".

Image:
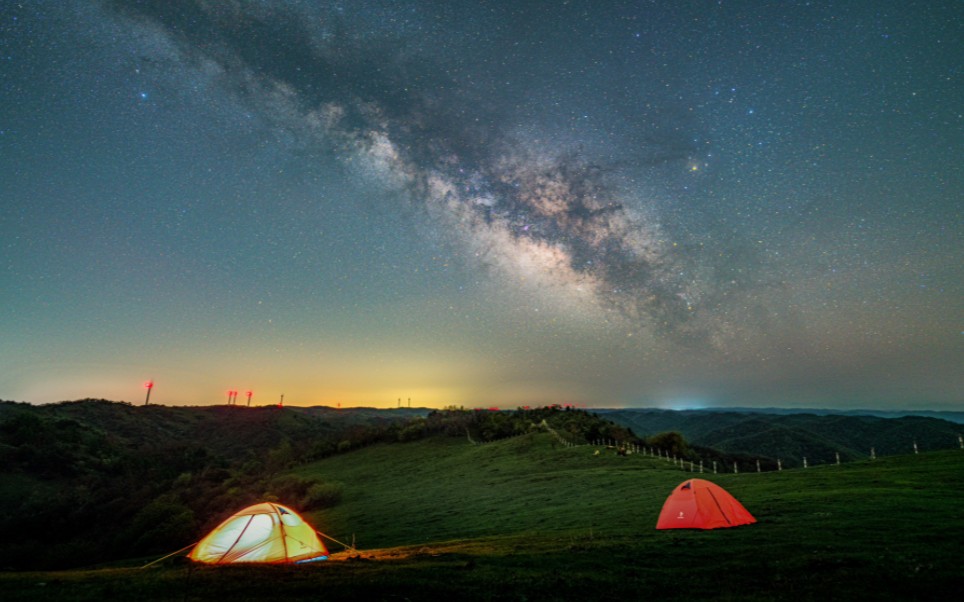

{"left": 140, "top": 542, "right": 198, "bottom": 569}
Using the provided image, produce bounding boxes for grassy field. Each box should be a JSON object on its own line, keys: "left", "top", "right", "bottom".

{"left": 3, "top": 432, "right": 962, "bottom": 600}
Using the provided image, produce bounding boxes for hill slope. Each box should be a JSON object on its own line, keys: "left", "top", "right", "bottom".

{"left": 3, "top": 432, "right": 963, "bottom": 601}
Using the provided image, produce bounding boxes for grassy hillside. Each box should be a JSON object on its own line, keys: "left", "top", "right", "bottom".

{"left": 0, "top": 401, "right": 631, "bottom": 569}
{"left": 3, "top": 432, "right": 961, "bottom": 601}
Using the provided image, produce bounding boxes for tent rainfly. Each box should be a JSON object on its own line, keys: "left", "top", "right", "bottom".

{"left": 189, "top": 502, "right": 329, "bottom": 564}
{"left": 655, "top": 479, "right": 756, "bottom": 530}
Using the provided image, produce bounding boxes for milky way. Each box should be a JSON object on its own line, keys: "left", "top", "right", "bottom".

{"left": 4, "top": 0, "right": 959, "bottom": 409}
{"left": 106, "top": 1, "right": 711, "bottom": 339}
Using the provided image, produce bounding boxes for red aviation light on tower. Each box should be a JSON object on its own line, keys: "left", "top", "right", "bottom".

{"left": 143, "top": 380, "right": 154, "bottom": 405}
{"left": 246, "top": 390, "right": 253, "bottom": 407}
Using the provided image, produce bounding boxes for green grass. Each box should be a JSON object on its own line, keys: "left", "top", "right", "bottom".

{"left": 297, "top": 434, "right": 675, "bottom": 547}
{"left": 3, "top": 433, "right": 963, "bottom": 601}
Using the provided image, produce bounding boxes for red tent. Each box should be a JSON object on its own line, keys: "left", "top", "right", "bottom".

{"left": 656, "top": 479, "right": 756, "bottom": 530}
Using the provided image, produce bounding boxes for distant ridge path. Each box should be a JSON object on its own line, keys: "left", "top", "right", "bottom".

{"left": 539, "top": 419, "right": 570, "bottom": 447}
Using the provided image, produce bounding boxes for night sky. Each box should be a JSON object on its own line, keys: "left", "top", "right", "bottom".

{"left": 2, "top": 1, "right": 961, "bottom": 410}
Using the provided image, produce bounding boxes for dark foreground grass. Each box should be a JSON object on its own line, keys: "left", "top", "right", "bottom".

{"left": 3, "top": 434, "right": 962, "bottom": 601}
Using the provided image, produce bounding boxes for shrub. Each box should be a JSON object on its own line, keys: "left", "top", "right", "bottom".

{"left": 267, "top": 474, "right": 313, "bottom": 503}
{"left": 302, "top": 482, "right": 343, "bottom": 510}
{"left": 398, "top": 419, "right": 427, "bottom": 442}
{"left": 647, "top": 431, "right": 695, "bottom": 459}
{"left": 123, "top": 498, "right": 196, "bottom": 554}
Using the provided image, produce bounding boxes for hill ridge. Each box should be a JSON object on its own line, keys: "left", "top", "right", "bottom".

{"left": 598, "top": 408, "right": 962, "bottom": 464}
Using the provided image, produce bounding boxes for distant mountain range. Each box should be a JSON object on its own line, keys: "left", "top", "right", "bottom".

{"left": 662, "top": 406, "right": 964, "bottom": 424}
{"left": 596, "top": 408, "right": 963, "bottom": 465}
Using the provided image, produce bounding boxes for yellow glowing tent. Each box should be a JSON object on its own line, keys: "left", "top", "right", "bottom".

{"left": 189, "top": 502, "right": 329, "bottom": 564}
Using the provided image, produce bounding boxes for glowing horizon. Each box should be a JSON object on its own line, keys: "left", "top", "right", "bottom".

{"left": 1, "top": 2, "right": 961, "bottom": 413}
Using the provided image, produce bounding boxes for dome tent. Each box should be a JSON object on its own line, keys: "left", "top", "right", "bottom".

{"left": 189, "top": 502, "right": 329, "bottom": 564}
{"left": 655, "top": 479, "right": 756, "bottom": 530}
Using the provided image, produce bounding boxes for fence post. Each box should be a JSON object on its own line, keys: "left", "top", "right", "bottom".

{"left": 713, "top": 460, "right": 717, "bottom": 474}
{"left": 913, "top": 441, "right": 918, "bottom": 455}
{"left": 777, "top": 459, "right": 782, "bottom": 471}
{"left": 733, "top": 463, "right": 738, "bottom": 474}
{"left": 699, "top": 460, "right": 703, "bottom": 473}
{"left": 870, "top": 447, "right": 876, "bottom": 460}
{"left": 835, "top": 452, "right": 840, "bottom": 466}
{"left": 756, "top": 459, "right": 761, "bottom": 473}
{"left": 803, "top": 457, "right": 808, "bottom": 469}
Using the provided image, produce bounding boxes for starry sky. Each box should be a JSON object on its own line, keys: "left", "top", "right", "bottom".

{"left": 1, "top": 1, "right": 961, "bottom": 410}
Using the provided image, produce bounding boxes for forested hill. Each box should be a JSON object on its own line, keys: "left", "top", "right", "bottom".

{"left": 0, "top": 399, "right": 430, "bottom": 469}
{"left": 597, "top": 408, "right": 962, "bottom": 464}
{"left": 0, "top": 399, "right": 435, "bottom": 569}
